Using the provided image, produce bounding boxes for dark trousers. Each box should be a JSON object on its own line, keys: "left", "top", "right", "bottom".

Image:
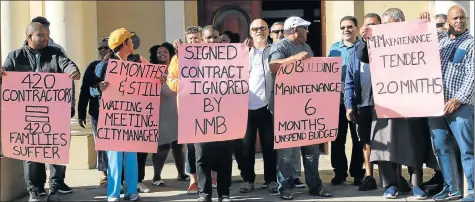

{"left": 137, "top": 153, "right": 148, "bottom": 182}
{"left": 232, "top": 139, "right": 245, "bottom": 177}
{"left": 195, "top": 141, "right": 233, "bottom": 198}
{"left": 24, "top": 161, "right": 65, "bottom": 191}
{"left": 241, "top": 106, "right": 277, "bottom": 183}
{"left": 90, "top": 115, "right": 108, "bottom": 172}
{"left": 187, "top": 144, "right": 196, "bottom": 174}
{"left": 152, "top": 141, "right": 186, "bottom": 181}
{"left": 331, "top": 104, "right": 364, "bottom": 179}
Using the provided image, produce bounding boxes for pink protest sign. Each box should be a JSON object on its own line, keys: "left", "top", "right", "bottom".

{"left": 178, "top": 43, "right": 249, "bottom": 144}
{"left": 274, "top": 57, "right": 341, "bottom": 149}
{"left": 367, "top": 20, "right": 445, "bottom": 118}
{"left": 1, "top": 72, "right": 72, "bottom": 164}
{"left": 96, "top": 59, "right": 166, "bottom": 152}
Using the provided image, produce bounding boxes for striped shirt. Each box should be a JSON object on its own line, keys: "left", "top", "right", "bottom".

{"left": 438, "top": 30, "right": 474, "bottom": 105}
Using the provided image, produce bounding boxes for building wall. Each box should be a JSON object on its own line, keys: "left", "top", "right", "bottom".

{"left": 97, "top": 1, "right": 166, "bottom": 58}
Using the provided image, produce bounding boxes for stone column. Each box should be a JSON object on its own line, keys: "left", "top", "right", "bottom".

{"left": 44, "top": 1, "right": 98, "bottom": 114}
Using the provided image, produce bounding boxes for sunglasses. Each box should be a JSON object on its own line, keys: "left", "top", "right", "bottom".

{"left": 98, "top": 46, "right": 109, "bottom": 51}
{"left": 185, "top": 26, "right": 202, "bottom": 34}
{"left": 251, "top": 26, "right": 268, "bottom": 32}
{"left": 340, "top": 25, "right": 354, "bottom": 30}
{"left": 436, "top": 23, "right": 445, "bottom": 28}
{"left": 271, "top": 29, "right": 284, "bottom": 34}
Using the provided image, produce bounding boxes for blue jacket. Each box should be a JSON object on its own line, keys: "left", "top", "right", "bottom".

{"left": 344, "top": 42, "right": 373, "bottom": 110}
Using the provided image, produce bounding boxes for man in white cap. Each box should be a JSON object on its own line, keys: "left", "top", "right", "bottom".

{"left": 268, "top": 16, "right": 332, "bottom": 200}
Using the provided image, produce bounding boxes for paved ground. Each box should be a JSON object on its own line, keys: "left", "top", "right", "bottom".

{"left": 16, "top": 119, "right": 435, "bottom": 201}
{"left": 18, "top": 155, "right": 436, "bottom": 201}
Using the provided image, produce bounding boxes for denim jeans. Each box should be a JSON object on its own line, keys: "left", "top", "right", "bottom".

{"left": 90, "top": 115, "right": 108, "bottom": 172}
{"left": 277, "top": 144, "right": 322, "bottom": 193}
{"left": 289, "top": 147, "right": 302, "bottom": 178}
{"left": 428, "top": 104, "right": 474, "bottom": 195}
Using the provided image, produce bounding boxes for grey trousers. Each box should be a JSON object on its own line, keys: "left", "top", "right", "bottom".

{"left": 277, "top": 144, "right": 322, "bottom": 193}
{"left": 289, "top": 147, "right": 302, "bottom": 178}
{"left": 24, "top": 161, "right": 65, "bottom": 191}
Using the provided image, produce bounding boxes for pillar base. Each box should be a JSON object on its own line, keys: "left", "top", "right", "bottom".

{"left": 0, "top": 157, "right": 27, "bottom": 201}
{"left": 68, "top": 133, "right": 96, "bottom": 169}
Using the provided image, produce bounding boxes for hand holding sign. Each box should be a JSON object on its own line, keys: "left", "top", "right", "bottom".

{"left": 292, "top": 52, "right": 310, "bottom": 61}
{"left": 99, "top": 81, "right": 109, "bottom": 91}
{"left": 0, "top": 67, "right": 6, "bottom": 76}
{"left": 418, "top": 12, "right": 431, "bottom": 22}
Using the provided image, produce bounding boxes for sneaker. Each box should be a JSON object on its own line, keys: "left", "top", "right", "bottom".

{"left": 177, "top": 174, "right": 190, "bottom": 181}
{"left": 107, "top": 197, "right": 120, "bottom": 202}
{"left": 267, "top": 181, "right": 278, "bottom": 193}
{"left": 331, "top": 175, "right": 346, "bottom": 185}
{"left": 433, "top": 186, "right": 462, "bottom": 201}
{"left": 460, "top": 194, "right": 474, "bottom": 201}
{"left": 197, "top": 196, "right": 212, "bottom": 202}
{"left": 57, "top": 183, "right": 73, "bottom": 194}
{"left": 294, "top": 178, "right": 305, "bottom": 188}
{"left": 413, "top": 186, "right": 428, "bottom": 200}
{"left": 152, "top": 180, "right": 165, "bottom": 187}
{"left": 358, "top": 176, "right": 377, "bottom": 191}
{"left": 47, "top": 189, "right": 60, "bottom": 202}
{"left": 218, "top": 195, "right": 232, "bottom": 202}
{"left": 239, "top": 182, "right": 254, "bottom": 193}
{"left": 124, "top": 193, "right": 141, "bottom": 201}
{"left": 187, "top": 183, "right": 199, "bottom": 194}
{"left": 28, "top": 190, "right": 40, "bottom": 202}
{"left": 262, "top": 182, "right": 268, "bottom": 188}
{"left": 383, "top": 186, "right": 398, "bottom": 199}
{"left": 137, "top": 182, "right": 150, "bottom": 193}
{"left": 38, "top": 187, "right": 47, "bottom": 196}
{"left": 309, "top": 186, "right": 332, "bottom": 197}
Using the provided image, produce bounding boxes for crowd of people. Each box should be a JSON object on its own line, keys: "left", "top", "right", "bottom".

{"left": 0, "top": 4, "right": 473, "bottom": 202}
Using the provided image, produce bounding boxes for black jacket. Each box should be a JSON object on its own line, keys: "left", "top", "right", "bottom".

{"left": 2, "top": 41, "right": 79, "bottom": 77}
{"left": 78, "top": 60, "right": 101, "bottom": 120}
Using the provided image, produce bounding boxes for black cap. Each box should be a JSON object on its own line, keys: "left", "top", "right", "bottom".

{"left": 31, "top": 16, "right": 50, "bottom": 26}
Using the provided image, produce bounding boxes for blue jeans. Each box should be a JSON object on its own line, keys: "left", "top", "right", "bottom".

{"left": 277, "top": 144, "right": 322, "bottom": 193}
{"left": 106, "top": 151, "right": 138, "bottom": 199}
{"left": 428, "top": 104, "right": 474, "bottom": 195}
{"left": 289, "top": 147, "right": 302, "bottom": 178}
{"left": 90, "top": 115, "right": 108, "bottom": 172}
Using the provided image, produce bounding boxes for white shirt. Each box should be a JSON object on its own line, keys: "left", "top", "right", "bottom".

{"left": 248, "top": 48, "right": 267, "bottom": 110}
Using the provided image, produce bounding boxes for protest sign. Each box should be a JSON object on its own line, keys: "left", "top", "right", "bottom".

{"left": 96, "top": 59, "right": 166, "bottom": 152}
{"left": 178, "top": 43, "right": 249, "bottom": 144}
{"left": 1, "top": 72, "right": 72, "bottom": 164}
{"left": 367, "top": 20, "right": 445, "bottom": 118}
{"left": 274, "top": 57, "right": 341, "bottom": 149}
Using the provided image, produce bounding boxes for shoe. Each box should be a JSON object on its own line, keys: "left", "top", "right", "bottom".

{"left": 239, "top": 182, "right": 254, "bottom": 193}
{"left": 331, "top": 175, "right": 346, "bottom": 185}
{"left": 212, "top": 179, "right": 217, "bottom": 189}
{"left": 383, "top": 186, "right": 398, "bottom": 199}
{"left": 267, "top": 181, "right": 278, "bottom": 193}
{"left": 107, "top": 197, "right": 120, "bottom": 202}
{"left": 460, "top": 194, "right": 474, "bottom": 201}
{"left": 294, "top": 178, "right": 305, "bottom": 188}
{"left": 57, "top": 183, "right": 73, "bottom": 194}
{"left": 47, "top": 189, "right": 60, "bottom": 202}
{"left": 38, "top": 187, "right": 47, "bottom": 196}
{"left": 137, "top": 182, "right": 150, "bottom": 193}
{"left": 152, "top": 180, "right": 165, "bottom": 187}
{"left": 309, "top": 186, "right": 332, "bottom": 197}
{"left": 433, "top": 186, "right": 462, "bottom": 201}
{"left": 187, "top": 183, "right": 199, "bottom": 194}
{"left": 262, "top": 182, "right": 268, "bottom": 188}
{"left": 28, "top": 190, "right": 40, "bottom": 202}
{"left": 413, "top": 186, "right": 428, "bottom": 200}
{"left": 99, "top": 176, "right": 108, "bottom": 188}
{"left": 218, "top": 195, "right": 232, "bottom": 202}
{"left": 124, "top": 193, "right": 141, "bottom": 201}
{"left": 177, "top": 174, "right": 190, "bottom": 181}
{"left": 358, "top": 176, "right": 377, "bottom": 191}
{"left": 280, "top": 190, "right": 294, "bottom": 200}
{"left": 197, "top": 196, "right": 212, "bottom": 202}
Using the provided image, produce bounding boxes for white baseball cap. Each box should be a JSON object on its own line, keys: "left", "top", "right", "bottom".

{"left": 284, "top": 16, "right": 311, "bottom": 30}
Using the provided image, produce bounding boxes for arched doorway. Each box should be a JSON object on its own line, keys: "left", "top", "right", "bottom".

{"left": 213, "top": 6, "right": 250, "bottom": 42}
